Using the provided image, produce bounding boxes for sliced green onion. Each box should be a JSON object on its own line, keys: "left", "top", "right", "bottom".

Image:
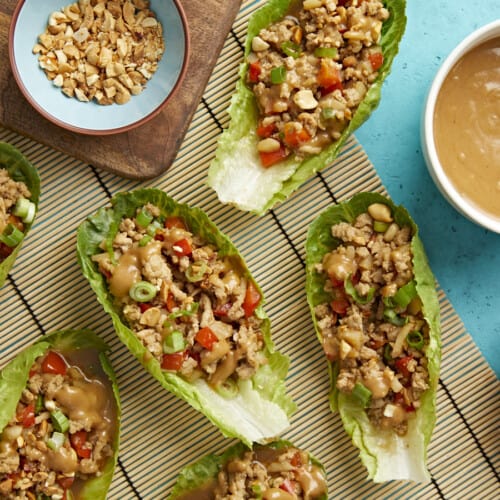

{"left": 13, "top": 198, "right": 36, "bottom": 223}
{"left": 352, "top": 382, "right": 372, "bottom": 408}
{"left": 22, "top": 202, "right": 36, "bottom": 224}
{"left": 136, "top": 208, "right": 153, "bottom": 228}
{"left": 215, "top": 378, "right": 239, "bottom": 399}
{"left": 383, "top": 308, "right": 407, "bottom": 326}
{"left": 35, "top": 394, "right": 44, "bottom": 414}
{"left": 251, "top": 483, "right": 263, "bottom": 499}
{"left": 270, "top": 66, "right": 287, "bottom": 84}
{"left": 314, "top": 46, "right": 338, "bottom": 58}
{"left": 321, "top": 107, "right": 335, "bottom": 120}
{"left": 281, "top": 41, "right": 301, "bottom": 58}
{"left": 344, "top": 276, "right": 375, "bottom": 305}
{"left": 383, "top": 343, "right": 393, "bottom": 363}
{"left": 163, "top": 330, "right": 186, "bottom": 354}
{"left": 393, "top": 280, "right": 418, "bottom": 309}
{"left": 129, "top": 281, "right": 157, "bottom": 302}
{"left": 139, "top": 234, "right": 153, "bottom": 247}
{"left": 168, "top": 301, "right": 199, "bottom": 319}
{"left": 146, "top": 220, "right": 162, "bottom": 236}
{"left": 406, "top": 330, "right": 424, "bottom": 350}
{"left": 185, "top": 261, "right": 208, "bottom": 282}
{"left": 0, "top": 224, "right": 23, "bottom": 247}
{"left": 47, "top": 431, "right": 65, "bottom": 451}
{"left": 50, "top": 410, "right": 69, "bottom": 433}
{"left": 373, "top": 220, "right": 389, "bottom": 233}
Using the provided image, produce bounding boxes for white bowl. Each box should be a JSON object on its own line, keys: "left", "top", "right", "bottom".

{"left": 9, "top": 0, "right": 189, "bottom": 135}
{"left": 421, "top": 20, "right": 500, "bottom": 234}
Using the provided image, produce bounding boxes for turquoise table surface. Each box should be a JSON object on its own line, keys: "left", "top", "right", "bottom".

{"left": 356, "top": 0, "right": 500, "bottom": 377}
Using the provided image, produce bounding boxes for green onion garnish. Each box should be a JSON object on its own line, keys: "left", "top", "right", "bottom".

{"left": 35, "top": 394, "right": 44, "bottom": 414}
{"left": 139, "top": 234, "right": 153, "bottom": 247}
{"left": 251, "top": 483, "right": 263, "bottom": 499}
{"left": 393, "top": 280, "right": 418, "bottom": 309}
{"left": 383, "top": 308, "right": 407, "bottom": 326}
{"left": 406, "top": 330, "right": 424, "bottom": 350}
{"left": 13, "top": 197, "right": 36, "bottom": 223}
{"left": 314, "top": 46, "right": 338, "bottom": 58}
{"left": 168, "top": 301, "right": 199, "bottom": 319}
{"left": 321, "top": 107, "right": 335, "bottom": 120}
{"left": 185, "top": 261, "right": 208, "bottom": 282}
{"left": 215, "top": 378, "right": 239, "bottom": 399}
{"left": 352, "top": 382, "right": 372, "bottom": 408}
{"left": 129, "top": 281, "right": 157, "bottom": 302}
{"left": 47, "top": 431, "right": 65, "bottom": 451}
{"left": 136, "top": 208, "right": 153, "bottom": 228}
{"left": 281, "top": 41, "right": 301, "bottom": 58}
{"left": 0, "top": 224, "right": 23, "bottom": 247}
{"left": 163, "top": 330, "right": 186, "bottom": 354}
{"left": 373, "top": 220, "right": 389, "bottom": 233}
{"left": 344, "top": 276, "right": 375, "bottom": 305}
{"left": 146, "top": 220, "right": 162, "bottom": 236}
{"left": 270, "top": 66, "right": 287, "bottom": 84}
{"left": 50, "top": 410, "right": 69, "bottom": 433}
{"left": 383, "top": 343, "right": 393, "bottom": 363}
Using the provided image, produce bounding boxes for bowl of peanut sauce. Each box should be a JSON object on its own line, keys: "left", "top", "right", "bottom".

{"left": 422, "top": 20, "right": 500, "bottom": 234}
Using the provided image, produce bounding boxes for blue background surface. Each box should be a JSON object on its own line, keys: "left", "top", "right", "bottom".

{"left": 356, "top": 1, "right": 500, "bottom": 377}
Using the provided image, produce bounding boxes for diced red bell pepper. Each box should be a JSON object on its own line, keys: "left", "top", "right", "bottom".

{"left": 259, "top": 145, "right": 289, "bottom": 168}
{"left": 290, "top": 451, "right": 303, "bottom": 468}
{"left": 318, "top": 59, "right": 343, "bottom": 93}
{"left": 0, "top": 242, "right": 13, "bottom": 259}
{"left": 331, "top": 298, "right": 349, "bottom": 315}
{"left": 280, "top": 479, "right": 297, "bottom": 494}
{"left": 41, "top": 351, "right": 67, "bottom": 376}
{"left": 248, "top": 61, "right": 262, "bottom": 83}
{"left": 165, "top": 292, "right": 176, "bottom": 312}
{"left": 214, "top": 302, "right": 232, "bottom": 318}
{"left": 256, "top": 121, "right": 277, "bottom": 138}
{"left": 329, "top": 276, "right": 344, "bottom": 288}
{"left": 173, "top": 238, "right": 192, "bottom": 257}
{"left": 70, "top": 430, "right": 92, "bottom": 459}
{"left": 139, "top": 303, "right": 152, "bottom": 313}
{"left": 195, "top": 327, "right": 218, "bottom": 351}
{"left": 394, "top": 355, "right": 413, "bottom": 378}
{"left": 393, "top": 391, "right": 415, "bottom": 412}
{"left": 19, "top": 403, "right": 35, "bottom": 428}
{"left": 369, "top": 52, "right": 384, "bottom": 71}
{"left": 165, "top": 216, "right": 187, "bottom": 230}
{"left": 161, "top": 351, "right": 187, "bottom": 371}
{"left": 58, "top": 476, "right": 75, "bottom": 490}
{"left": 243, "top": 281, "right": 261, "bottom": 318}
{"left": 283, "top": 124, "right": 311, "bottom": 148}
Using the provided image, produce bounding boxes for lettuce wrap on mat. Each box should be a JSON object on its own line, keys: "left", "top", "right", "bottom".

{"left": 168, "top": 439, "right": 328, "bottom": 499}
{"left": 0, "top": 329, "right": 120, "bottom": 499}
{"left": 305, "top": 193, "right": 441, "bottom": 482}
{"left": 207, "top": 0, "right": 406, "bottom": 214}
{"left": 77, "top": 189, "right": 296, "bottom": 446}
{"left": 0, "top": 142, "right": 41, "bottom": 287}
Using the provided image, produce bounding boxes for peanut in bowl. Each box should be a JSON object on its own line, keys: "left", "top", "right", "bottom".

{"left": 9, "top": 0, "right": 189, "bottom": 135}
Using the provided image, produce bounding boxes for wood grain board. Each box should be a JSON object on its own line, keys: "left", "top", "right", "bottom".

{"left": 0, "top": 0, "right": 241, "bottom": 179}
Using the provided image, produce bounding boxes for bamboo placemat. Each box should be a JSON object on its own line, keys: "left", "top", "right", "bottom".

{"left": 1, "top": 1, "right": 499, "bottom": 498}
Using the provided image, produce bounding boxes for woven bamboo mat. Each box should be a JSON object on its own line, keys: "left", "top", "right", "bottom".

{"left": 1, "top": 1, "right": 499, "bottom": 498}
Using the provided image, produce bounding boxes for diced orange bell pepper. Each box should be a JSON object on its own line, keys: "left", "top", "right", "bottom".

{"left": 259, "top": 145, "right": 289, "bottom": 168}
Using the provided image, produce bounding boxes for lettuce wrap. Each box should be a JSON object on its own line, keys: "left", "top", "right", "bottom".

{"left": 207, "top": 0, "right": 407, "bottom": 214}
{"left": 0, "top": 142, "right": 41, "bottom": 287}
{"left": 305, "top": 193, "right": 441, "bottom": 482}
{"left": 0, "top": 329, "right": 120, "bottom": 499}
{"left": 168, "top": 439, "right": 328, "bottom": 499}
{"left": 77, "top": 189, "right": 296, "bottom": 446}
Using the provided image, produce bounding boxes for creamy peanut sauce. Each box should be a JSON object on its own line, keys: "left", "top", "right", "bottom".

{"left": 433, "top": 37, "right": 500, "bottom": 219}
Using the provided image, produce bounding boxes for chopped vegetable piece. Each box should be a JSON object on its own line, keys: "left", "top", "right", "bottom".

{"left": 13, "top": 197, "right": 36, "bottom": 224}
{"left": 314, "top": 47, "right": 338, "bottom": 58}
{"left": 373, "top": 220, "right": 389, "bottom": 233}
{"left": 317, "top": 59, "right": 342, "bottom": 91}
{"left": 383, "top": 343, "right": 393, "bottom": 363}
{"left": 259, "top": 145, "right": 289, "bottom": 167}
{"left": 242, "top": 281, "right": 261, "bottom": 318}
{"left": 161, "top": 351, "right": 186, "bottom": 371}
{"left": 185, "top": 261, "right": 208, "bottom": 282}
{"left": 195, "top": 327, "right": 218, "bottom": 351}
{"left": 281, "top": 40, "right": 301, "bottom": 58}
{"left": 146, "top": 220, "right": 162, "bottom": 236}
{"left": 393, "top": 280, "right": 417, "bottom": 309}
{"left": 280, "top": 478, "right": 296, "bottom": 494}
{"left": 352, "top": 382, "right": 372, "bottom": 408}
{"left": 167, "top": 302, "right": 199, "bottom": 319}
{"left": 51, "top": 409, "right": 70, "bottom": 433}
{"left": 165, "top": 216, "right": 186, "bottom": 230}
{"left": 129, "top": 281, "right": 157, "bottom": 302}
{"left": 248, "top": 61, "right": 262, "bottom": 82}
{"left": 136, "top": 208, "right": 153, "bottom": 228}
{"left": 70, "top": 430, "right": 92, "bottom": 459}
{"left": 163, "top": 331, "right": 186, "bottom": 354}
{"left": 283, "top": 124, "right": 311, "bottom": 148}
{"left": 19, "top": 403, "right": 35, "bottom": 428}
{"left": 369, "top": 52, "right": 384, "bottom": 70}
{"left": 344, "top": 276, "right": 375, "bottom": 304}
{"left": 256, "top": 121, "right": 276, "bottom": 138}
{"left": 35, "top": 394, "right": 44, "bottom": 414}
{"left": 0, "top": 224, "right": 23, "bottom": 247}
{"left": 173, "top": 238, "right": 192, "bottom": 257}
{"left": 47, "top": 431, "right": 65, "bottom": 451}
{"left": 58, "top": 476, "right": 75, "bottom": 490}
{"left": 139, "top": 234, "right": 153, "bottom": 247}
{"left": 321, "top": 108, "right": 335, "bottom": 121}
{"left": 215, "top": 378, "right": 238, "bottom": 399}
{"left": 270, "top": 66, "right": 287, "bottom": 84}
{"left": 41, "top": 351, "right": 67, "bottom": 375}
{"left": 407, "top": 330, "right": 424, "bottom": 350}
{"left": 394, "top": 355, "right": 413, "bottom": 378}
{"left": 331, "top": 298, "right": 349, "bottom": 315}
{"left": 383, "top": 308, "right": 407, "bottom": 326}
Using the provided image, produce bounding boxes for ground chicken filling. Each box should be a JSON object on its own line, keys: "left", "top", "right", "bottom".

{"left": 92, "top": 204, "right": 267, "bottom": 391}
{"left": 200, "top": 445, "right": 326, "bottom": 500}
{"left": 0, "top": 169, "right": 33, "bottom": 262}
{"left": 0, "top": 351, "right": 115, "bottom": 499}
{"left": 248, "top": 0, "right": 390, "bottom": 167}
{"left": 314, "top": 203, "right": 430, "bottom": 435}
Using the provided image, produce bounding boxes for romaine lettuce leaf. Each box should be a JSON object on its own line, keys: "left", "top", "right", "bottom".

{"left": 168, "top": 439, "right": 327, "bottom": 499}
{"left": 207, "top": 0, "right": 407, "bottom": 214}
{"left": 0, "top": 142, "right": 41, "bottom": 287}
{"left": 0, "top": 329, "right": 120, "bottom": 499}
{"left": 76, "top": 189, "right": 296, "bottom": 446}
{"left": 305, "top": 193, "right": 441, "bottom": 482}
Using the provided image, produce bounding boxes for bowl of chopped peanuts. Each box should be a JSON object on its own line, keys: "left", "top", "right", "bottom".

{"left": 9, "top": 0, "right": 189, "bottom": 135}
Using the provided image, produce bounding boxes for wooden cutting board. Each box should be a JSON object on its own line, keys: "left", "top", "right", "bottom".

{"left": 0, "top": 0, "right": 241, "bottom": 179}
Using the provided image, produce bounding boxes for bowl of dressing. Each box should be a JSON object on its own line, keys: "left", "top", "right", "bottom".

{"left": 421, "top": 20, "right": 500, "bottom": 234}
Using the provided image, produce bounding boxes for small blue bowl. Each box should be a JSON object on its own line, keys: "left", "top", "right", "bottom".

{"left": 9, "top": 0, "right": 189, "bottom": 135}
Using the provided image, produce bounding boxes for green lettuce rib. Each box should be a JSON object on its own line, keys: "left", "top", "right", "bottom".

{"left": 305, "top": 193, "right": 441, "bottom": 483}
{"left": 0, "top": 329, "right": 120, "bottom": 499}
{"left": 168, "top": 439, "right": 327, "bottom": 499}
{"left": 0, "top": 142, "right": 41, "bottom": 287}
{"left": 76, "top": 189, "right": 296, "bottom": 446}
{"left": 207, "top": 0, "right": 407, "bottom": 214}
